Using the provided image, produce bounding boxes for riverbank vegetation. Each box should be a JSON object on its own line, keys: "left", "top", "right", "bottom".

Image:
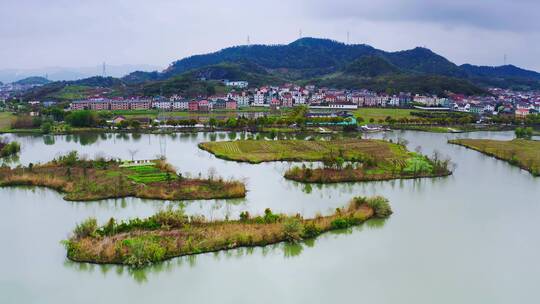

{"left": 0, "top": 151, "right": 246, "bottom": 200}
{"left": 63, "top": 196, "right": 391, "bottom": 266}
{"left": 449, "top": 138, "right": 540, "bottom": 176}
{"left": 0, "top": 139, "right": 20, "bottom": 158}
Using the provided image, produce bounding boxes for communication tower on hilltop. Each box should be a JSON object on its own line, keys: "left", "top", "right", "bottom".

{"left": 347, "top": 31, "right": 350, "bottom": 45}
{"left": 504, "top": 54, "right": 507, "bottom": 65}
{"left": 102, "top": 62, "right": 106, "bottom": 77}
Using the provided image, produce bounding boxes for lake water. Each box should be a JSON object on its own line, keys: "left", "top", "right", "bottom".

{"left": 0, "top": 131, "right": 539, "bottom": 303}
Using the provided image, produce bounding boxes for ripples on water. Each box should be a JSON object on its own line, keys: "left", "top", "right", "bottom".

{"left": 1, "top": 131, "right": 539, "bottom": 304}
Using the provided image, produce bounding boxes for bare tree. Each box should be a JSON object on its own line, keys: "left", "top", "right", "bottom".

{"left": 128, "top": 149, "right": 139, "bottom": 161}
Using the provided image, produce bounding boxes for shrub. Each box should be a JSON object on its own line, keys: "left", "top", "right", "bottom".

{"left": 73, "top": 218, "right": 98, "bottom": 238}
{"left": 0, "top": 141, "right": 21, "bottom": 157}
{"left": 150, "top": 208, "right": 188, "bottom": 228}
{"left": 121, "top": 236, "right": 167, "bottom": 267}
{"left": 282, "top": 217, "right": 304, "bottom": 241}
{"left": 302, "top": 223, "right": 321, "bottom": 238}
{"left": 263, "top": 208, "right": 280, "bottom": 223}
{"left": 403, "top": 155, "right": 433, "bottom": 175}
{"left": 515, "top": 127, "right": 533, "bottom": 139}
{"left": 239, "top": 211, "right": 250, "bottom": 221}
{"left": 41, "top": 121, "right": 53, "bottom": 134}
{"left": 330, "top": 218, "right": 350, "bottom": 229}
{"left": 56, "top": 151, "right": 79, "bottom": 166}
{"left": 365, "top": 196, "right": 393, "bottom": 218}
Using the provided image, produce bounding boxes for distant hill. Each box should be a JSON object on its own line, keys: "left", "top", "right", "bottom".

{"left": 0, "top": 64, "right": 161, "bottom": 83}
{"left": 157, "top": 38, "right": 539, "bottom": 90}
{"left": 22, "top": 77, "right": 126, "bottom": 101}
{"left": 13, "top": 76, "right": 51, "bottom": 85}
{"left": 22, "top": 37, "right": 540, "bottom": 100}
{"left": 461, "top": 64, "right": 540, "bottom": 80}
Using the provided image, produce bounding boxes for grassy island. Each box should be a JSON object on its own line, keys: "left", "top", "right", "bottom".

{"left": 200, "top": 139, "right": 409, "bottom": 164}
{"left": 198, "top": 138, "right": 451, "bottom": 183}
{"left": 64, "top": 196, "right": 392, "bottom": 266}
{"left": 449, "top": 138, "right": 540, "bottom": 176}
{"left": 0, "top": 151, "right": 246, "bottom": 201}
{"left": 284, "top": 147, "right": 451, "bottom": 183}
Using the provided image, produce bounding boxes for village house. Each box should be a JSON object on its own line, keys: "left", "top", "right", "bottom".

{"left": 515, "top": 108, "right": 530, "bottom": 118}
{"left": 130, "top": 100, "right": 151, "bottom": 110}
{"left": 188, "top": 100, "right": 199, "bottom": 112}
{"left": 197, "top": 99, "right": 210, "bottom": 112}
{"left": 270, "top": 98, "right": 281, "bottom": 110}
{"left": 225, "top": 81, "right": 249, "bottom": 89}
{"left": 110, "top": 100, "right": 130, "bottom": 110}
{"left": 112, "top": 115, "right": 126, "bottom": 124}
{"left": 152, "top": 100, "right": 172, "bottom": 110}
{"left": 70, "top": 100, "right": 89, "bottom": 110}
{"left": 212, "top": 99, "right": 226, "bottom": 110}
{"left": 172, "top": 99, "right": 189, "bottom": 110}
{"left": 88, "top": 100, "right": 109, "bottom": 111}
{"left": 280, "top": 92, "right": 294, "bottom": 107}
{"left": 253, "top": 91, "right": 266, "bottom": 106}
{"left": 228, "top": 91, "right": 250, "bottom": 107}
{"left": 226, "top": 99, "right": 238, "bottom": 110}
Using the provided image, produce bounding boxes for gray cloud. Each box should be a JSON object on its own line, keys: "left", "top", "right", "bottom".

{"left": 0, "top": 0, "right": 539, "bottom": 72}
{"left": 308, "top": 0, "right": 540, "bottom": 32}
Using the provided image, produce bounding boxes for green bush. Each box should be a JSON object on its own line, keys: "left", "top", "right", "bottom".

{"left": 74, "top": 218, "right": 98, "bottom": 238}
{"left": 239, "top": 211, "right": 250, "bottom": 221}
{"left": 330, "top": 218, "right": 351, "bottom": 229}
{"left": 121, "top": 236, "right": 167, "bottom": 267}
{"left": 263, "top": 208, "right": 280, "bottom": 223}
{"left": 0, "top": 141, "right": 21, "bottom": 157}
{"left": 56, "top": 151, "right": 79, "bottom": 166}
{"left": 282, "top": 217, "right": 304, "bottom": 241}
{"left": 150, "top": 208, "right": 188, "bottom": 228}
{"left": 403, "top": 155, "right": 433, "bottom": 175}
{"left": 302, "top": 223, "right": 321, "bottom": 238}
{"left": 365, "top": 196, "right": 393, "bottom": 218}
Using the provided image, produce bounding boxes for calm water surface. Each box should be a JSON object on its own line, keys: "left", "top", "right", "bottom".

{"left": 0, "top": 131, "right": 539, "bottom": 303}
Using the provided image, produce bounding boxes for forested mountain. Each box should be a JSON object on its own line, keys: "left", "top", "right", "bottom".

{"left": 22, "top": 37, "right": 540, "bottom": 100}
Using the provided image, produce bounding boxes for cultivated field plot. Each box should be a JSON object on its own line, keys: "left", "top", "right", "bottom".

{"left": 449, "top": 138, "right": 540, "bottom": 176}
{"left": 0, "top": 112, "right": 14, "bottom": 131}
{"left": 198, "top": 139, "right": 407, "bottom": 163}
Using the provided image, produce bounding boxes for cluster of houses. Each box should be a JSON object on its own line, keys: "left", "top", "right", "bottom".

{"left": 60, "top": 83, "right": 540, "bottom": 118}
{"left": 448, "top": 89, "right": 540, "bottom": 117}
{"left": 70, "top": 95, "right": 240, "bottom": 112}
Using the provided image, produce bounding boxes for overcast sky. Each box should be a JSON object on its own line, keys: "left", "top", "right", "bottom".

{"left": 1, "top": 0, "right": 539, "bottom": 71}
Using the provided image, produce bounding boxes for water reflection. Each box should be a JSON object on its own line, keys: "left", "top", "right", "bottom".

{"left": 43, "top": 135, "right": 55, "bottom": 145}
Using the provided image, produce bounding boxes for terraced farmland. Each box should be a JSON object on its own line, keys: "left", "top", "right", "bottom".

{"left": 198, "top": 139, "right": 408, "bottom": 164}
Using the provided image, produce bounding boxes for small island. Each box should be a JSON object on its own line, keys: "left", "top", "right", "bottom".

{"left": 449, "top": 138, "right": 540, "bottom": 176}
{"left": 0, "top": 151, "right": 246, "bottom": 201}
{"left": 199, "top": 139, "right": 452, "bottom": 182}
{"left": 64, "top": 196, "right": 392, "bottom": 266}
